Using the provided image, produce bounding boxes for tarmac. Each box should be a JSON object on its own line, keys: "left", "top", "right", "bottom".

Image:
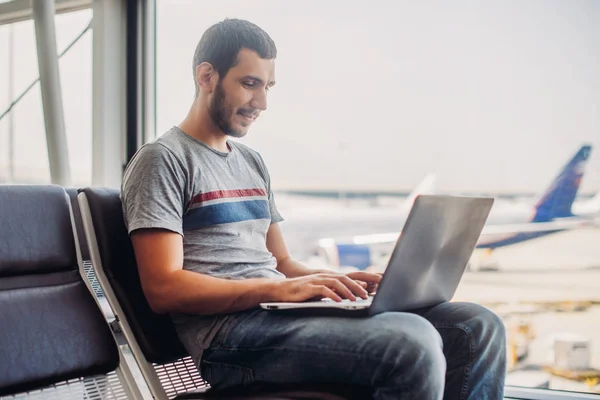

{"left": 453, "top": 227, "right": 600, "bottom": 395}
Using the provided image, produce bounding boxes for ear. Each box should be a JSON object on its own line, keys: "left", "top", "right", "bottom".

{"left": 195, "top": 62, "right": 218, "bottom": 94}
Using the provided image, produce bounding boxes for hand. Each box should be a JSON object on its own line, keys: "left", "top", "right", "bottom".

{"left": 272, "top": 273, "right": 370, "bottom": 303}
{"left": 345, "top": 270, "right": 382, "bottom": 295}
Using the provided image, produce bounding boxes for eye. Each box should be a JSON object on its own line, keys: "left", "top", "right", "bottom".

{"left": 242, "top": 81, "right": 256, "bottom": 88}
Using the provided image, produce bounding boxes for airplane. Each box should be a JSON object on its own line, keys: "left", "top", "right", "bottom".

{"left": 279, "top": 172, "right": 438, "bottom": 264}
{"left": 473, "top": 144, "right": 594, "bottom": 250}
{"left": 572, "top": 191, "right": 600, "bottom": 220}
{"left": 279, "top": 144, "right": 598, "bottom": 271}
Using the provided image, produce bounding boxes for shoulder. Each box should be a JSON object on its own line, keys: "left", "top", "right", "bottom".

{"left": 230, "top": 141, "right": 274, "bottom": 186}
{"left": 230, "top": 140, "right": 268, "bottom": 169}
{"left": 127, "top": 141, "right": 183, "bottom": 171}
{"left": 129, "top": 129, "right": 187, "bottom": 168}
{"left": 122, "top": 131, "right": 188, "bottom": 187}
{"left": 230, "top": 140, "right": 261, "bottom": 159}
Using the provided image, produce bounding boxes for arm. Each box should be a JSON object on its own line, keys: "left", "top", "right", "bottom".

{"left": 131, "top": 228, "right": 279, "bottom": 315}
{"left": 266, "top": 223, "right": 330, "bottom": 277}
{"left": 267, "top": 223, "right": 383, "bottom": 293}
{"left": 132, "top": 228, "right": 372, "bottom": 314}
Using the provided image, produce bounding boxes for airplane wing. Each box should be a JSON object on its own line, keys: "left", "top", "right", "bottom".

{"left": 318, "top": 217, "right": 596, "bottom": 247}
{"left": 479, "top": 217, "right": 594, "bottom": 235}
{"left": 573, "top": 191, "right": 600, "bottom": 217}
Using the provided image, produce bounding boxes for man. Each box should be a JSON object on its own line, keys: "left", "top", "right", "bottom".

{"left": 121, "top": 18, "right": 506, "bottom": 400}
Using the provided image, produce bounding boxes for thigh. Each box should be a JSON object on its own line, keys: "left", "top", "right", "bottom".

{"left": 201, "top": 309, "right": 443, "bottom": 389}
{"left": 412, "top": 301, "right": 505, "bottom": 339}
{"left": 410, "top": 301, "right": 503, "bottom": 359}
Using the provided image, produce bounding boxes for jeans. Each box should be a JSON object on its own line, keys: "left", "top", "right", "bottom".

{"left": 199, "top": 302, "right": 507, "bottom": 400}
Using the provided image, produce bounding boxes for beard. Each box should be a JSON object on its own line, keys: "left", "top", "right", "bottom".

{"left": 208, "top": 82, "right": 247, "bottom": 138}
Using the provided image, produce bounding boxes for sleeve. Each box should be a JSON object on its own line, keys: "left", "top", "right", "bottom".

{"left": 121, "top": 143, "right": 187, "bottom": 236}
{"left": 268, "top": 187, "right": 284, "bottom": 224}
{"left": 255, "top": 152, "right": 284, "bottom": 224}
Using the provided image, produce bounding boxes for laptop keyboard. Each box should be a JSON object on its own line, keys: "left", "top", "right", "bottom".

{"left": 320, "top": 296, "right": 374, "bottom": 303}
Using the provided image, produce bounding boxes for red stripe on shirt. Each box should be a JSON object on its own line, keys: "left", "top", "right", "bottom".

{"left": 191, "top": 188, "right": 267, "bottom": 205}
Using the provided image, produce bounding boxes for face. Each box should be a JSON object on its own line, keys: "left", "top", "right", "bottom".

{"left": 207, "top": 48, "right": 276, "bottom": 138}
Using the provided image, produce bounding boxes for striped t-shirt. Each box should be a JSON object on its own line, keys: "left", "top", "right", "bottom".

{"left": 121, "top": 126, "right": 286, "bottom": 363}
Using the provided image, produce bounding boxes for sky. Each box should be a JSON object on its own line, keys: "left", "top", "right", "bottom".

{"left": 0, "top": 1, "right": 599, "bottom": 194}
{"left": 155, "top": 0, "right": 600, "bottom": 195}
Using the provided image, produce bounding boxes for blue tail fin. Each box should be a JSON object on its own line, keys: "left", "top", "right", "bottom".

{"left": 532, "top": 144, "right": 592, "bottom": 222}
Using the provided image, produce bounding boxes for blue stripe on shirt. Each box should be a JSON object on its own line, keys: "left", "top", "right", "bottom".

{"left": 183, "top": 199, "right": 271, "bottom": 229}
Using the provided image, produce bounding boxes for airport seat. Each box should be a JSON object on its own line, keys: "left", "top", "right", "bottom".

{"left": 66, "top": 188, "right": 106, "bottom": 299}
{"left": 0, "top": 185, "right": 141, "bottom": 399}
{"left": 77, "top": 187, "right": 373, "bottom": 400}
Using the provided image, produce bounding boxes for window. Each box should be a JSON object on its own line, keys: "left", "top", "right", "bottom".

{"left": 0, "top": 8, "right": 92, "bottom": 186}
{"left": 157, "top": 1, "right": 600, "bottom": 396}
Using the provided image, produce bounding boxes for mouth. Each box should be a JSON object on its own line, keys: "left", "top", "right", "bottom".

{"left": 237, "top": 110, "right": 258, "bottom": 122}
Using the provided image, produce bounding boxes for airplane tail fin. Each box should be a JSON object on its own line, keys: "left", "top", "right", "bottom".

{"left": 532, "top": 144, "right": 592, "bottom": 222}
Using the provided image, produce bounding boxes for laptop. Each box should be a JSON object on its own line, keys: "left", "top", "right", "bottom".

{"left": 260, "top": 194, "right": 494, "bottom": 316}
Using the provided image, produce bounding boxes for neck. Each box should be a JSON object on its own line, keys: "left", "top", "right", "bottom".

{"left": 179, "top": 98, "right": 230, "bottom": 152}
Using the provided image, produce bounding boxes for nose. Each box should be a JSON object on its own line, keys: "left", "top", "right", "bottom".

{"left": 250, "top": 88, "right": 268, "bottom": 111}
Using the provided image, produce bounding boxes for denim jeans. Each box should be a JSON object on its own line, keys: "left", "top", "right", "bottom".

{"left": 199, "top": 301, "right": 507, "bottom": 400}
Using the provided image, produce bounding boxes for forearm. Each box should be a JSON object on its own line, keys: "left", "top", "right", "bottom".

{"left": 276, "top": 257, "right": 331, "bottom": 278}
{"left": 149, "top": 269, "right": 279, "bottom": 315}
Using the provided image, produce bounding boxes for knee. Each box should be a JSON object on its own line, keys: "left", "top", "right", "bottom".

{"left": 459, "top": 303, "right": 507, "bottom": 355}
{"left": 475, "top": 304, "right": 506, "bottom": 343}
{"left": 375, "top": 313, "right": 446, "bottom": 376}
{"left": 484, "top": 308, "right": 507, "bottom": 362}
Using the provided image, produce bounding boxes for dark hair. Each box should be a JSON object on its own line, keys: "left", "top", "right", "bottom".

{"left": 192, "top": 18, "right": 277, "bottom": 96}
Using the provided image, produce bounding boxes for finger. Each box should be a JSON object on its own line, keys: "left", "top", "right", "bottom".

{"left": 337, "top": 275, "right": 369, "bottom": 299}
{"left": 313, "top": 285, "right": 342, "bottom": 302}
{"left": 347, "top": 271, "right": 382, "bottom": 283}
{"left": 367, "top": 282, "right": 378, "bottom": 294}
{"left": 323, "top": 278, "right": 357, "bottom": 301}
{"left": 314, "top": 274, "right": 366, "bottom": 299}
{"left": 348, "top": 271, "right": 382, "bottom": 282}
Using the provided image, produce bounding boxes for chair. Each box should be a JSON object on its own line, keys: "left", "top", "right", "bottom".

{"left": 0, "top": 185, "right": 141, "bottom": 399}
{"left": 77, "top": 187, "right": 373, "bottom": 400}
{"left": 66, "top": 188, "right": 105, "bottom": 299}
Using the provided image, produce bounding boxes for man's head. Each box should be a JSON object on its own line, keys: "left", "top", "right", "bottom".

{"left": 193, "top": 19, "right": 277, "bottom": 138}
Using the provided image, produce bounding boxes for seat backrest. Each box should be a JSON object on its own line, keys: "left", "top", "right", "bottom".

{"left": 80, "top": 187, "right": 186, "bottom": 364}
{"left": 0, "top": 185, "right": 119, "bottom": 396}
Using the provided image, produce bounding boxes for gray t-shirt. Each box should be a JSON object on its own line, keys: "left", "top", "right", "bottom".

{"left": 121, "top": 126, "right": 286, "bottom": 364}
